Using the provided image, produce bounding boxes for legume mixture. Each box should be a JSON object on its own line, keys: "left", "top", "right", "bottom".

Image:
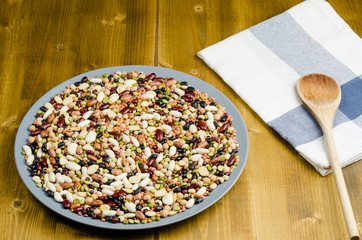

{"left": 22, "top": 71, "right": 240, "bottom": 224}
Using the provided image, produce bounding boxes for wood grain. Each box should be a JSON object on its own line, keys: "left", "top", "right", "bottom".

{"left": 0, "top": 0, "right": 156, "bottom": 240}
{"left": 0, "top": 0, "right": 361, "bottom": 239}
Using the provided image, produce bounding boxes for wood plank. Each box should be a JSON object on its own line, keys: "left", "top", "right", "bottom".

{"left": 157, "top": 0, "right": 362, "bottom": 239}
{"left": 0, "top": 0, "right": 156, "bottom": 239}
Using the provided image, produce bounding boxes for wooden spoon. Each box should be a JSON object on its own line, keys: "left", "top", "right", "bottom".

{"left": 297, "top": 73, "right": 359, "bottom": 240}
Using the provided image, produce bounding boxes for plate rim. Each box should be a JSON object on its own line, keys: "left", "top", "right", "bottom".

{"left": 14, "top": 65, "right": 249, "bottom": 230}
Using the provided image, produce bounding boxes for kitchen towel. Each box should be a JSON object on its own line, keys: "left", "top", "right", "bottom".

{"left": 197, "top": 0, "right": 362, "bottom": 175}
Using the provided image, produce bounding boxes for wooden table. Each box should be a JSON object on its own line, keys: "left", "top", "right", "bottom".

{"left": 1, "top": 0, "right": 361, "bottom": 239}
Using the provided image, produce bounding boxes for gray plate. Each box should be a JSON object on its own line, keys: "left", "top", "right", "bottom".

{"left": 14, "top": 65, "right": 249, "bottom": 230}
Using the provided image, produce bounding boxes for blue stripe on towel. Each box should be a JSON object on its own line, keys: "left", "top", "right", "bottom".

{"left": 249, "top": 12, "right": 357, "bottom": 85}
{"left": 268, "top": 106, "right": 349, "bottom": 147}
{"left": 340, "top": 76, "right": 362, "bottom": 121}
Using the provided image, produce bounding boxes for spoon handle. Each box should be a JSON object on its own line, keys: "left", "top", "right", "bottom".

{"left": 324, "top": 129, "right": 359, "bottom": 240}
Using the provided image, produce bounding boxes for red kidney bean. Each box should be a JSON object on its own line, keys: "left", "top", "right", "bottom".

{"left": 141, "top": 169, "right": 152, "bottom": 175}
{"left": 105, "top": 201, "right": 116, "bottom": 207}
{"left": 198, "top": 121, "right": 207, "bottom": 130}
{"left": 145, "top": 73, "right": 156, "bottom": 81}
{"left": 97, "top": 196, "right": 108, "bottom": 201}
{"left": 108, "top": 132, "right": 120, "bottom": 140}
{"left": 113, "top": 191, "right": 127, "bottom": 198}
{"left": 181, "top": 95, "right": 193, "bottom": 102}
{"left": 80, "top": 107, "right": 88, "bottom": 114}
{"left": 111, "top": 217, "right": 120, "bottom": 223}
{"left": 181, "top": 189, "right": 188, "bottom": 194}
{"left": 120, "top": 107, "right": 131, "bottom": 114}
{"left": 189, "top": 183, "right": 199, "bottom": 189}
{"left": 40, "top": 122, "right": 51, "bottom": 130}
{"left": 99, "top": 104, "right": 110, "bottom": 110}
{"left": 155, "top": 77, "right": 165, "bottom": 82}
{"left": 147, "top": 158, "right": 156, "bottom": 167}
{"left": 192, "top": 142, "right": 197, "bottom": 150}
{"left": 185, "top": 92, "right": 196, "bottom": 98}
{"left": 155, "top": 129, "right": 164, "bottom": 142}
{"left": 73, "top": 206, "right": 83, "bottom": 213}
{"left": 58, "top": 116, "right": 65, "bottom": 127}
{"left": 227, "top": 156, "right": 236, "bottom": 167}
{"left": 172, "top": 106, "right": 183, "bottom": 112}
{"left": 30, "top": 130, "right": 41, "bottom": 136}
{"left": 110, "top": 87, "right": 117, "bottom": 94}
{"left": 211, "top": 137, "right": 219, "bottom": 141}
{"left": 54, "top": 104, "right": 64, "bottom": 110}
{"left": 219, "top": 122, "right": 229, "bottom": 133}
{"left": 63, "top": 199, "right": 71, "bottom": 209}
{"left": 36, "top": 162, "right": 43, "bottom": 171}
{"left": 120, "top": 90, "right": 130, "bottom": 96}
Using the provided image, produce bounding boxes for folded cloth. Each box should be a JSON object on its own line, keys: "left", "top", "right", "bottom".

{"left": 198, "top": 0, "right": 362, "bottom": 175}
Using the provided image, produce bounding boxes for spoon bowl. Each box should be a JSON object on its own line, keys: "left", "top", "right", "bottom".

{"left": 297, "top": 73, "right": 359, "bottom": 240}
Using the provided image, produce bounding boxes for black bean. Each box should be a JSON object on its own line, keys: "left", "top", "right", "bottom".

{"left": 191, "top": 101, "right": 198, "bottom": 108}
{"left": 206, "top": 136, "right": 212, "bottom": 143}
{"left": 180, "top": 185, "right": 189, "bottom": 190}
{"left": 192, "top": 173, "right": 197, "bottom": 179}
{"left": 169, "top": 184, "right": 176, "bottom": 189}
{"left": 41, "top": 145, "right": 47, "bottom": 153}
{"left": 88, "top": 184, "right": 94, "bottom": 189}
{"left": 185, "top": 197, "right": 190, "bottom": 201}
{"left": 98, "top": 162, "right": 106, "bottom": 168}
{"left": 195, "top": 197, "right": 203, "bottom": 204}
{"left": 88, "top": 160, "right": 97, "bottom": 166}
{"left": 185, "top": 86, "right": 195, "bottom": 92}
{"left": 81, "top": 76, "right": 88, "bottom": 83}
{"left": 155, "top": 89, "right": 161, "bottom": 94}
{"left": 74, "top": 81, "right": 81, "bottom": 86}
{"left": 96, "top": 132, "right": 103, "bottom": 138}
{"left": 30, "top": 170, "right": 38, "bottom": 176}
{"left": 155, "top": 206, "right": 163, "bottom": 212}
{"left": 46, "top": 190, "right": 54, "bottom": 197}
{"left": 183, "top": 122, "right": 190, "bottom": 130}
{"left": 220, "top": 116, "right": 227, "bottom": 122}
{"left": 105, "top": 216, "right": 112, "bottom": 222}
{"left": 86, "top": 207, "right": 93, "bottom": 216}
{"left": 210, "top": 102, "right": 216, "bottom": 106}
{"left": 180, "top": 81, "right": 188, "bottom": 86}
{"left": 173, "top": 187, "right": 181, "bottom": 193}
{"left": 168, "top": 136, "right": 176, "bottom": 141}
{"left": 134, "top": 187, "right": 142, "bottom": 195}
{"left": 78, "top": 161, "right": 85, "bottom": 167}
{"left": 136, "top": 203, "right": 142, "bottom": 211}
{"left": 40, "top": 106, "right": 48, "bottom": 112}
{"left": 214, "top": 122, "right": 219, "bottom": 128}
{"left": 176, "top": 156, "right": 183, "bottom": 161}
{"left": 218, "top": 147, "right": 225, "bottom": 154}
{"left": 177, "top": 148, "right": 186, "bottom": 154}
{"left": 126, "top": 172, "right": 133, "bottom": 178}
{"left": 150, "top": 154, "right": 157, "bottom": 159}
{"left": 215, "top": 170, "right": 224, "bottom": 176}
{"left": 138, "top": 78, "right": 145, "bottom": 83}
{"left": 189, "top": 163, "right": 195, "bottom": 170}
{"left": 58, "top": 142, "right": 65, "bottom": 148}
{"left": 94, "top": 124, "right": 101, "bottom": 130}
{"left": 200, "top": 101, "right": 206, "bottom": 108}
{"left": 159, "top": 102, "right": 166, "bottom": 108}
